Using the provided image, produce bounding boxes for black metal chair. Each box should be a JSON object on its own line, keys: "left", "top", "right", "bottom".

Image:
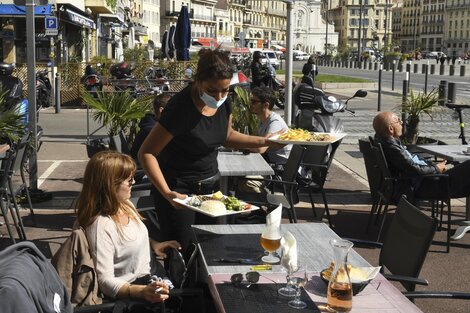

{"left": 235, "top": 145, "right": 306, "bottom": 223}
{"left": 1, "top": 148, "right": 18, "bottom": 243}
{"left": 298, "top": 141, "right": 341, "bottom": 227}
{"left": 349, "top": 196, "right": 438, "bottom": 293}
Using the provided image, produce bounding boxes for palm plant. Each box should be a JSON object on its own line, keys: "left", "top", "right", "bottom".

{"left": 231, "top": 86, "right": 258, "bottom": 134}
{"left": 0, "top": 91, "right": 25, "bottom": 145}
{"left": 399, "top": 88, "right": 442, "bottom": 144}
{"left": 81, "top": 90, "right": 153, "bottom": 145}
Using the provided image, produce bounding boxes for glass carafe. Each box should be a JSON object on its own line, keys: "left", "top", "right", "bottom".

{"left": 327, "top": 239, "right": 354, "bottom": 313}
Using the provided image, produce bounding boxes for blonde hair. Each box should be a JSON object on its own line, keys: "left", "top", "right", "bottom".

{"left": 75, "top": 150, "right": 142, "bottom": 229}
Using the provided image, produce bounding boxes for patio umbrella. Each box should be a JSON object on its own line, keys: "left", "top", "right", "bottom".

{"left": 128, "top": 24, "right": 135, "bottom": 49}
{"left": 161, "top": 30, "right": 168, "bottom": 59}
{"left": 174, "top": 5, "right": 191, "bottom": 61}
{"left": 168, "top": 25, "right": 176, "bottom": 60}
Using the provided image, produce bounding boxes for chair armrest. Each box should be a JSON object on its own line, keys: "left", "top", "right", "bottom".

{"left": 300, "top": 163, "right": 328, "bottom": 171}
{"left": 342, "top": 238, "right": 383, "bottom": 249}
{"left": 402, "top": 291, "right": 470, "bottom": 300}
{"left": 382, "top": 273, "right": 429, "bottom": 286}
{"left": 263, "top": 178, "right": 298, "bottom": 186}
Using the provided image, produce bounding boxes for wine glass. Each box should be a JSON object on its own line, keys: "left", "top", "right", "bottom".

{"left": 278, "top": 252, "right": 297, "bottom": 297}
{"left": 288, "top": 265, "right": 308, "bottom": 309}
{"left": 259, "top": 226, "right": 281, "bottom": 264}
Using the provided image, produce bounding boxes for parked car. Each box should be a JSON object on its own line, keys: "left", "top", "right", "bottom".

{"left": 258, "top": 50, "right": 280, "bottom": 69}
{"left": 293, "top": 51, "right": 310, "bottom": 61}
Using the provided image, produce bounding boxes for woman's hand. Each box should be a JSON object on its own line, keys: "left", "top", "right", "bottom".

{"left": 141, "top": 281, "right": 170, "bottom": 303}
{"left": 150, "top": 239, "right": 181, "bottom": 258}
{"left": 164, "top": 190, "right": 188, "bottom": 209}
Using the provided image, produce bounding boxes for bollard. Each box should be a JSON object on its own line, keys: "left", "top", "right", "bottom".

{"left": 448, "top": 82, "right": 456, "bottom": 104}
{"left": 438, "top": 80, "right": 447, "bottom": 106}
{"left": 449, "top": 65, "right": 455, "bottom": 76}
{"left": 424, "top": 64, "right": 429, "bottom": 94}
{"left": 439, "top": 64, "right": 445, "bottom": 75}
{"left": 430, "top": 64, "right": 435, "bottom": 74}
{"left": 460, "top": 65, "right": 466, "bottom": 76}
{"left": 55, "top": 73, "right": 61, "bottom": 113}
{"left": 378, "top": 64, "right": 383, "bottom": 111}
{"left": 402, "top": 72, "right": 409, "bottom": 135}
{"left": 392, "top": 61, "right": 396, "bottom": 91}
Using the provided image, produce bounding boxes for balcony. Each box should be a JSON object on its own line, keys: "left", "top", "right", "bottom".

{"left": 85, "top": 0, "right": 113, "bottom": 14}
{"left": 193, "top": 14, "right": 215, "bottom": 22}
{"left": 231, "top": 0, "right": 245, "bottom": 6}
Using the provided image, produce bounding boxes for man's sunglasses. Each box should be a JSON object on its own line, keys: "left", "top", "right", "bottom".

{"left": 230, "top": 271, "right": 260, "bottom": 285}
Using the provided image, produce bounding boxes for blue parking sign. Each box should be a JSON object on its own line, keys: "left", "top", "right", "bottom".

{"left": 45, "top": 16, "right": 58, "bottom": 35}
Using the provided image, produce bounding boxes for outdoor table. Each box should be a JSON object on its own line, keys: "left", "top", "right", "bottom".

{"left": 416, "top": 144, "right": 470, "bottom": 240}
{"left": 217, "top": 151, "right": 274, "bottom": 194}
{"left": 192, "top": 223, "right": 423, "bottom": 313}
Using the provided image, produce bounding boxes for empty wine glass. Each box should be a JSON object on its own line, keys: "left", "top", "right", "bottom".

{"left": 278, "top": 251, "right": 297, "bottom": 297}
{"left": 288, "top": 265, "right": 308, "bottom": 309}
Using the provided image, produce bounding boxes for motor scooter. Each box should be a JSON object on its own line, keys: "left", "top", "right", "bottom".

{"left": 82, "top": 64, "right": 103, "bottom": 97}
{"left": 36, "top": 69, "right": 51, "bottom": 108}
{"left": 0, "top": 63, "right": 30, "bottom": 124}
{"left": 143, "top": 66, "right": 170, "bottom": 94}
{"left": 109, "top": 61, "right": 137, "bottom": 92}
{"left": 293, "top": 78, "right": 367, "bottom": 133}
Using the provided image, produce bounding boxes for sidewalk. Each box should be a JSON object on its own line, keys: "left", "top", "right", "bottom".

{"left": 1, "top": 97, "right": 470, "bottom": 313}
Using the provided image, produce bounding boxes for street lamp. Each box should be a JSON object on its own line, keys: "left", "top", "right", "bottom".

{"left": 357, "top": 0, "right": 364, "bottom": 68}
{"left": 324, "top": 0, "right": 330, "bottom": 57}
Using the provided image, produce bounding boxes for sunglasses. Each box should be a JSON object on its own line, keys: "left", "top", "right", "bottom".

{"left": 230, "top": 271, "right": 260, "bottom": 286}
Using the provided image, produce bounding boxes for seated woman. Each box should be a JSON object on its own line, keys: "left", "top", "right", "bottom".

{"left": 75, "top": 150, "right": 180, "bottom": 304}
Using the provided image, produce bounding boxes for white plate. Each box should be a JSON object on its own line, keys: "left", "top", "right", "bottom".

{"left": 173, "top": 194, "right": 260, "bottom": 217}
{"left": 268, "top": 132, "right": 347, "bottom": 146}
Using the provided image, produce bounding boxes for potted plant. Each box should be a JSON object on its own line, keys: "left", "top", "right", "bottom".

{"left": 0, "top": 92, "right": 25, "bottom": 145}
{"left": 81, "top": 90, "right": 153, "bottom": 157}
{"left": 231, "top": 86, "right": 258, "bottom": 135}
{"left": 397, "top": 87, "right": 442, "bottom": 145}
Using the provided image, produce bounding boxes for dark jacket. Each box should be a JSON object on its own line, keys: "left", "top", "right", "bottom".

{"left": 375, "top": 135, "right": 438, "bottom": 178}
{"left": 302, "top": 63, "right": 318, "bottom": 77}
{"left": 130, "top": 114, "right": 157, "bottom": 161}
{"left": 250, "top": 60, "right": 265, "bottom": 87}
{"left": 0, "top": 241, "right": 73, "bottom": 313}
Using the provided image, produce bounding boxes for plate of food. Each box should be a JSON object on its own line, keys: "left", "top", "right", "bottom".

{"left": 173, "top": 191, "right": 260, "bottom": 217}
{"left": 320, "top": 262, "right": 381, "bottom": 295}
{"left": 268, "top": 129, "right": 347, "bottom": 146}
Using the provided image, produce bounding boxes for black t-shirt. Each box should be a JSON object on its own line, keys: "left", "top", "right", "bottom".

{"left": 158, "top": 85, "right": 231, "bottom": 182}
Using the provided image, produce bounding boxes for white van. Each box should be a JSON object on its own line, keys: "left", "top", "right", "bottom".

{"left": 251, "top": 49, "right": 280, "bottom": 69}
{"left": 293, "top": 50, "right": 310, "bottom": 61}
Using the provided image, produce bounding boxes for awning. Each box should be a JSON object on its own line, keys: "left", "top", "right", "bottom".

{"left": 64, "top": 8, "right": 96, "bottom": 29}
{"left": 99, "top": 13, "right": 125, "bottom": 25}
{"left": 272, "top": 44, "right": 286, "bottom": 52}
{"left": 0, "top": 4, "right": 52, "bottom": 16}
{"left": 195, "top": 38, "right": 218, "bottom": 47}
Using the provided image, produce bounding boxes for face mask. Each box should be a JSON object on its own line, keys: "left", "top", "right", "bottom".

{"left": 200, "top": 92, "right": 228, "bottom": 109}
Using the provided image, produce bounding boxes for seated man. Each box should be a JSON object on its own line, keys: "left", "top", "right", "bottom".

{"left": 131, "top": 93, "right": 171, "bottom": 163}
{"left": 373, "top": 111, "right": 470, "bottom": 199}
{"left": 239, "top": 87, "right": 292, "bottom": 192}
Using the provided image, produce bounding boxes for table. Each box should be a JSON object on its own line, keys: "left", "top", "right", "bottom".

{"left": 217, "top": 151, "right": 274, "bottom": 193}
{"left": 192, "top": 223, "right": 423, "bottom": 313}
{"left": 416, "top": 144, "right": 470, "bottom": 240}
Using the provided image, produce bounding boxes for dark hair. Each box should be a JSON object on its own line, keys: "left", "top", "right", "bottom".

{"left": 153, "top": 94, "right": 170, "bottom": 112}
{"left": 308, "top": 55, "right": 316, "bottom": 64}
{"left": 251, "top": 87, "right": 276, "bottom": 110}
{"left": 194, "top": 48, "right": 233, "bottom": 82}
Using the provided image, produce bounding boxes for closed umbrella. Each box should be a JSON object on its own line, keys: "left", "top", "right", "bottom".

{"left": 174, "top": 5, "right": 191, "bottom": 61}
{"left": 161, "top": 30, "right": 168, "bottom": 59}
{"left": 168, "top": 25, "right": 176, "bottom": 60}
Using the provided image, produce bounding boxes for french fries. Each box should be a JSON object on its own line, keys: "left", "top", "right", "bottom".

{"left": 278, "top": 129, "right": 335, "bottom": 142}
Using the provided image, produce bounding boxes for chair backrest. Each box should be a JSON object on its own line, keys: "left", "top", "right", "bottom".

{"left": 281, "top": 144, "right": 306, "bottom": 183}
{"left": 302, "top": 141, "right": 341, "bottom": 186}
{"left": 380, "top": 196, "right": 438, "bottom": 292}
{"left": 371, "top": 142, "right": 393, "bottom": 181}
{"left": 10, "top": 132, "right": 30, "bottom": 174}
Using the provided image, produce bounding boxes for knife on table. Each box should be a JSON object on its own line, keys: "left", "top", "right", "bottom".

{"left": 212, "top": 258, "right": 260, "bottom": 265}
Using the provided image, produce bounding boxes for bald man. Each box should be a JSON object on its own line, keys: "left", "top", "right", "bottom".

{"left": 373, "top": 111, "right": 470, "bottom": 199}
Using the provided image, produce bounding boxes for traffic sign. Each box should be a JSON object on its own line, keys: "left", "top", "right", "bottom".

{"left": 45, "top": 16, "right": 58, "bottom": 36}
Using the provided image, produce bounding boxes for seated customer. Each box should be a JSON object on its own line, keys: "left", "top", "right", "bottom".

{"left": 75, "top": 150, "right": 180, "bottom": 303}
{"left": 373, "top": 111, "right": 470, "bottom": 198}
{"left": 239, "top": 87, "right": 291, "bottom": 192}
{"left": 131, "top": 94, "right": 171, "bottom": 162}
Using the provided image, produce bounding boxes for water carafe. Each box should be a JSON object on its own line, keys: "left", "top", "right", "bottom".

{"left": 327, "top": 239, "right": 354, "bottom": 312}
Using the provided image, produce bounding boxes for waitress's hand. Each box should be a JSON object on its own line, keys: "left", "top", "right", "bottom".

{"left": 164, "top": 190, "right": 188, "bottom": 209}
{"left": 142, "top": 281, "right": 170, "bottom": 303}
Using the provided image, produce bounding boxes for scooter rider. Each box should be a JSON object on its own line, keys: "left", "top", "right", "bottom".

{"left": 250, "top": 51, "right": 266, "bottom": 88}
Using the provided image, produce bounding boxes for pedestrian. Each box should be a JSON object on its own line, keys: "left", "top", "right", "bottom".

{"left": 75, "top": 151, "right": 181, "bottom": 305}
{"left": 138, "top": 48, "right": 283, "bottom": 251}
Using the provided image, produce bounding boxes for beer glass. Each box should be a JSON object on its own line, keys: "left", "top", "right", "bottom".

{"left": 260, "top": 226, "right": 281, "bottom": 263}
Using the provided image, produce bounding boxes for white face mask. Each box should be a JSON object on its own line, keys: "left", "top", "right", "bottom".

{"left": 200, "top": 92, "right": 228, "bottom": 109}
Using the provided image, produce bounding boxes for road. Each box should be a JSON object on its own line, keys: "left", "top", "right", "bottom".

{"left": 291, "top": 60, "right": 470, "bottom": 102}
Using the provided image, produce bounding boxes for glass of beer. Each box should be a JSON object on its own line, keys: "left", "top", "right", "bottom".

{"left": 260, "top": 226, "right": 281, "bottom": 264}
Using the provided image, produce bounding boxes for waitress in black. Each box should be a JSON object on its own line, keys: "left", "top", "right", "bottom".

{"left": 138, "top": 49, "right": 279, "bottom": 251}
